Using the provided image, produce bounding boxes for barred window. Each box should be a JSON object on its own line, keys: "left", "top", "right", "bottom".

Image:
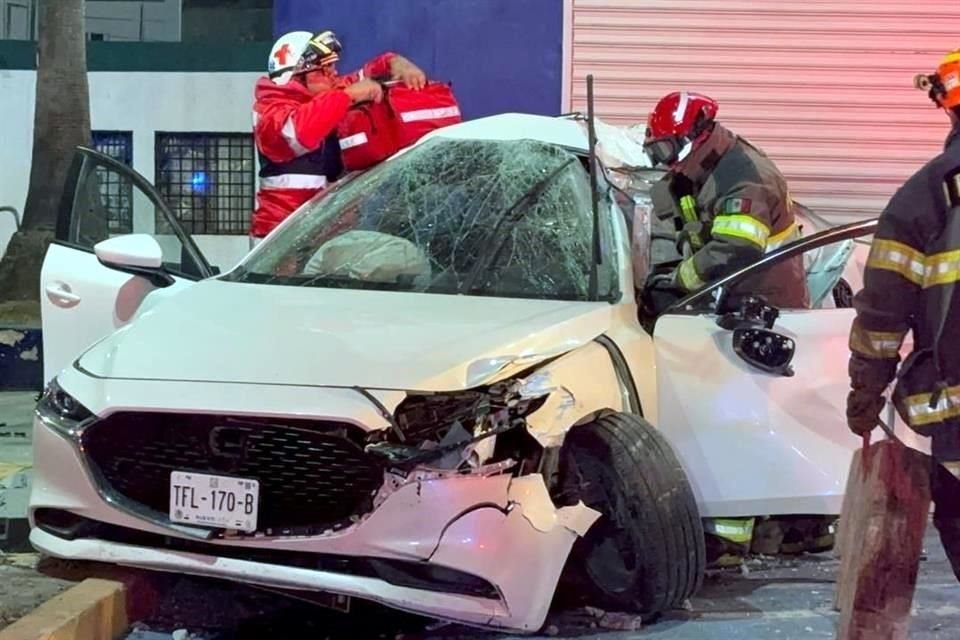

{"left": 155, "top": 132, "right": 255, "bottom": 235}
{"left": 91, "top": 130, "right": 134, "bottom": 234}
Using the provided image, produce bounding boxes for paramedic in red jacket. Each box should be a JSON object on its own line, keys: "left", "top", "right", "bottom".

{"left": 251, "top": 30, "right": 426, "bottom": 242}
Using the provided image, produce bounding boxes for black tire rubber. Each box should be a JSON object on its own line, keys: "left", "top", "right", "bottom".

{"left": 832, "top": 277, "right": 854, "bottom": 308}
{"left": 559, "top": 412, "right": 705, "bottom": 615}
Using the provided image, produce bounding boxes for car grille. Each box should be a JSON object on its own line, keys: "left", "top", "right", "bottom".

{"left": 81, "top": 413, "right": 384, "bottom": 534}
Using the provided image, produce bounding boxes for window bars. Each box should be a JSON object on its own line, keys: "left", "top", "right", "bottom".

{"left": 91, "top": 130, "right": 134, "bottom": 234}
{"left": 155, "top": 132, "right": 255, "bottom": 235}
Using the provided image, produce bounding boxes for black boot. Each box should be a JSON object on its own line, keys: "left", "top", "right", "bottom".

{"left": 932, "top": 515, "right": 960, "bottom": 581}
{"left": 931, "top": 461, "right": 960, "bottom": 582}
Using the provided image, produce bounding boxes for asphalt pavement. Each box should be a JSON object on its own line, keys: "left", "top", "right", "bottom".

{"left": 119, "top": 526, "right": 960, "bottom": 640}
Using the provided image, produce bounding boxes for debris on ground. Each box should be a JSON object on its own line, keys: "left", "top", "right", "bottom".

{"left": 0, "top": 552, "right": 39, "bottom": 570}
{"left": 572, "top": 605, "right": 643, "bottom": 631}
{"left": 598, "top": 611, "right": 643, "bottom": 631}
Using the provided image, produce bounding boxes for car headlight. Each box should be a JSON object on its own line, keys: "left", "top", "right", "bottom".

{"left": 36, "top": 378, "right": 94, "bottom": 438}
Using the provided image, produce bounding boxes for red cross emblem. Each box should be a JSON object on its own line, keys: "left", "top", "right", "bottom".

{"left": 273, "top": 43, "right": 292, "bottom": 65}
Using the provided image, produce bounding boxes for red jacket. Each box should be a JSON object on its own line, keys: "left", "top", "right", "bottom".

{"left": 251, "top": 53, "right": 396, "bottom": 238}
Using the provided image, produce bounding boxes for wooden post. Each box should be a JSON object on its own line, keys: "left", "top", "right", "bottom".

{"left": 834, "top": 438, "right": 932, "bottom": 640}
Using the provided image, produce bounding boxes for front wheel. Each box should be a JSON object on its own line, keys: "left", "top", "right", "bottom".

{"left": 558, "top": 412, "right": 705, "bottom": 616}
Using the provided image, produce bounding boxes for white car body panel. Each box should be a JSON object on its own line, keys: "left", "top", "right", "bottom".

{"left": 30, "top": 528, "right": 511, "bottom": 629}
{"left": 76, "top": 279, "right": 614, "bottom": 392}
{"left": 30, "top": 374, "right": 599, "bottom": 631}
{"left": 28, "top": 408, "right": 609, "bottom": 624}
{"left": 40, "top": 243, "right": 195, "bottom": 385}
{"left": 422, "top": 112, "right": 589, "bottom": 150}
{"left": 522, "top": 341, "right": 629, "bottom": 447}
{"left": 47, "top": 366, "right": 401, "bottom": 431}
{"left": 654, "top": 311, "right": 928, "bottom": 517}
{"left": 32, "top": 113, "right": 893, "bottom": 632}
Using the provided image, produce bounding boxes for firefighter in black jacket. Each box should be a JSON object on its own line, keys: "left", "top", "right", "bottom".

{"left": 642, "top": 91, "right": 809, "bottom": 313}
{"left": 847, "top": 48, "right": 960, "bottom": 579}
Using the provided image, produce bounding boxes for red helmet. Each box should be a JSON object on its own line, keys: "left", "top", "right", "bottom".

{"left": 914, "top": 49, "right": 960, "bottom": 112}
{"left": 643, "top": 91, "right": 719, "bottom": 167}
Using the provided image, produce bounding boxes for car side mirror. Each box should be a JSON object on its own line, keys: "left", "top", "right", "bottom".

{"left": 733, "top": 328, "right": 795, "bottom": 377}
{"left": 716, "top": 295, "right": 779, "bottom": 330}
{"left": 94, "top": 234, "right": 174, "bottom": 288}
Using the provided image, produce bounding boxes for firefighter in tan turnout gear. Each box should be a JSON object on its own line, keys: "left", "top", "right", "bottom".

{"left": 642, "top": 91, "right": 809, "bottom": 312}
{"left": 847, "top": 49, "right": 960, "bottom": 580}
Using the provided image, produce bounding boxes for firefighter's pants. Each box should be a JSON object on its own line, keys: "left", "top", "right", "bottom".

{"left": 932, "top": 461, "right": 960, "bottom": 581}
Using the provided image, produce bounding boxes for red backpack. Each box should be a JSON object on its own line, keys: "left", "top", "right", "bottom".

{"left": 337, "top": 80, "right": 462, "bottom": 172}
{"left": 337, "top": 102, "right": 400, "bottom": 172}
{"left": 386, "top": 82, "right": 462, "bottom": 149}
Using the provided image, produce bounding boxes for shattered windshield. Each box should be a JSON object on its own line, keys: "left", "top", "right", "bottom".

{"left": 226, "top": 137, "right": 618, "bottom": 301}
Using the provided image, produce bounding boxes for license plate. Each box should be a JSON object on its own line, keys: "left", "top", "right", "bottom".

{"left": 169, "top": 471, "right": 259, "bottom": 532}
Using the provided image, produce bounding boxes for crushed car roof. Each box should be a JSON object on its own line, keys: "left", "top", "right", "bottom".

{"left": 421, "top": 112, "right": 591, "bottom": 152}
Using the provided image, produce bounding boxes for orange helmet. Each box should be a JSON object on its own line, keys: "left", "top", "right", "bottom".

{"left": 914, "top": 49, "right": 960, "bottom": 110}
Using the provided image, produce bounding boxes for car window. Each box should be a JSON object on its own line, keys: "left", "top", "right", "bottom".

{"left": 60, "top": 150, "right": 210, "bottom": 280}
{"left": 662, "top": 219, "right": 876, "bottom": 315}
{"left": 225, "top": 137, "right": 618, "bottom": 302}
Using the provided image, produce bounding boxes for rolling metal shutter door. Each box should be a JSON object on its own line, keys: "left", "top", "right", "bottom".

{"left": 566, "top": 0, "right": 957, "bottom": 223}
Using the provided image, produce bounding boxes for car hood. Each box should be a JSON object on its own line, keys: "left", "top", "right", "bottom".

{"left": 78, "top": 280, "right": 613, "bottom": 391}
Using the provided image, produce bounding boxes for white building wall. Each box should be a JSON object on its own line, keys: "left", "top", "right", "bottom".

{"left": 0, "top": 70, "right": 260, "bottom": 270}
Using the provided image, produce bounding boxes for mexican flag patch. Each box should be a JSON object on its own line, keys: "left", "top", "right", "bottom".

{"left": 722, "top": 197, "right": 752, "bottom": 214}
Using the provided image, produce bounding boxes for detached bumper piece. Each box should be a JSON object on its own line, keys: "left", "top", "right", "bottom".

{"left": 34, "top": 509, "right": 498, "bottom": 600}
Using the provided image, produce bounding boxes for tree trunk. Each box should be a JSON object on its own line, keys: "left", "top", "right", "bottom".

{"left": 0, "top": 0, "right": 89, "bottom": 325}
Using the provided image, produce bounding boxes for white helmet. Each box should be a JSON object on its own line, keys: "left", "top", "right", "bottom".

{"left": 267, "top": 31, "right": 312, "bottom": 85}
{"left": 267, "top": 30, "right": 342, "bottom": 86}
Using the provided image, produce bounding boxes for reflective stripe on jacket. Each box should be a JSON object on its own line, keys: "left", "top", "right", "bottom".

{"left": 849, "top": 124, "right": 960, "bottom": 459}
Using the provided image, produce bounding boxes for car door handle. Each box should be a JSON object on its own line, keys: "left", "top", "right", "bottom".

{"left": 44, "top": 282, "right": 81, "bottom": 308}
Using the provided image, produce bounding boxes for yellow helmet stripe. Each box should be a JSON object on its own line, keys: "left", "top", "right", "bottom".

{"left": 942, "top": 50, "right": 960, "bottom": 65}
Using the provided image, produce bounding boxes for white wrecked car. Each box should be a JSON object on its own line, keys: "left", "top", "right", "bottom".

{"left": 30, "top": 113, "right": 903, "bottom": 632}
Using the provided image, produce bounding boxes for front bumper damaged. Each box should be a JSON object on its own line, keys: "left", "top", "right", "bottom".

{"left": 30, "top": 414, "right": 599, "bottom": 632}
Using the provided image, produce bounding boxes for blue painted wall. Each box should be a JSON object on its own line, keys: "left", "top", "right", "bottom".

{"left": 274, "top": 0, "right": 563, "bottom": 120}
{"left": 0, "top": 329, "right": 42, "bottom": 391}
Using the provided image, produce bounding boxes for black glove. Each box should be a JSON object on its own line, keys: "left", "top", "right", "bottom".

{"left": 645, "top": 272, "right": 677, "bottom": 290}
{"left": 846, "top": 388, "right": 885, "bottom": 436}
{"left": 641, "top": 272, "right": 685, "bottom": 316}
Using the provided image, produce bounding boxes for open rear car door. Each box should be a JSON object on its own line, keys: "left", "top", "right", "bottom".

{"left": 41, "top": 147, "right": 214, "bottom": 383}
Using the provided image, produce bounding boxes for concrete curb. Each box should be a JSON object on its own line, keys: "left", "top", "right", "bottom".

{"left": 0, "top": 561, "right": 163, "bottom": 640}
{"left": 0, "top": 578, "right": 128, "bottom": 640}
